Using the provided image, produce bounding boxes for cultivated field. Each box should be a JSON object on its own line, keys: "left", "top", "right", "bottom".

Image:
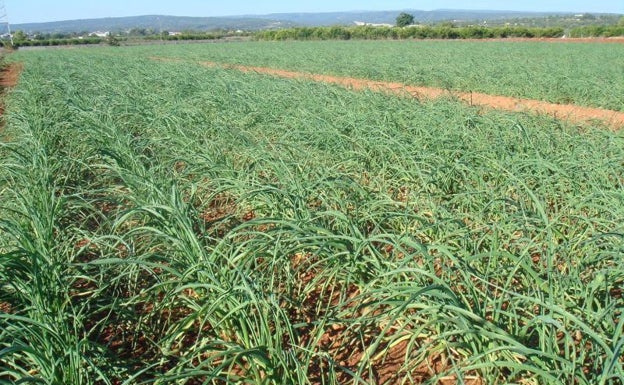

{"left": 0, "top": 43, "right": 623, "bottom": 384}
{"left": 129, "top": 40, "right": 624, "bottom": 111}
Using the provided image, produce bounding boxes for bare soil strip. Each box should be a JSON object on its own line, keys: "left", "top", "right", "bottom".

{"left": 151, "top": 55, "right": 624, "bottom": 130}
{"left": 0, "top": 63, "right": 23, "bottom": 113}
{"left": 196, "top": 61, "right": 624, "bottom": 130}
{"left": 0, "top": 63, "right": 23, "bottom": 133}
{"left": 0, "top": 62, "right": 23, "bottom": 89}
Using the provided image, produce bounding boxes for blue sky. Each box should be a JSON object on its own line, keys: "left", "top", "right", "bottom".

{"left": 6, "top": 1, "right": 624, "bottom": 24}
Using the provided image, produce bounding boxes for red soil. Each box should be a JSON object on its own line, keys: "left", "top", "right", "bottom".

{"left": 0, "top": 62, "right": 22, "bottom": 142}
{"left": 0, "top": 63, "right": 22, "bottom": 120}
{"left": 0, "top": 62, "right": 22, "bottom": 89}
{"left": 192, "top": 60, "right": 624, "bottom": 130}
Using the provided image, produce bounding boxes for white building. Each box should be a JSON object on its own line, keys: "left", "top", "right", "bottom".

{"left": 354, "top": 21, "right": 394, "bottom": 27}
{"left": 89, "top": 31, "right": 110, "bottom": 38}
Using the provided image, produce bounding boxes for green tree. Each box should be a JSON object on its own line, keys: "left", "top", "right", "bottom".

{"left": 106, "top": 33, "right": 120, "bottom": 46}
{"left": 619, "top": 16, "right": 624, "bottom": 25}
{"left": 12, "top": 30, "right": 27, "bottom": 42}
{"left": 396, "top": 12, "right": 415, "bottom": 27}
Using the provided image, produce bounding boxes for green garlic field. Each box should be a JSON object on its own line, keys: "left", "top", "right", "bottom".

{"left": 128, "top": 40, "right": 624, "bottom": 111}
{"left": 0, "top": 42, "right": 623, "bottom": 384}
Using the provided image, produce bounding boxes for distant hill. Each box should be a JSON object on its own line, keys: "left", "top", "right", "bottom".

{"left": 10, "top": 9, "right": 622, "bottom": 34}
{"left": 255, "top": 9, "right": 568, "bottom": 26}
{"left": 11, "top": 15, "right": 294, "bottom": 34}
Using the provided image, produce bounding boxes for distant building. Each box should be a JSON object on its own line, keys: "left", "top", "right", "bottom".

{"left": 89, "top": 31, "right": 110, "bottom": 37}
{"left": 168, "top": 31, "right": 182, "bottom": 36}
{"left": 354, "top": 21, "right": 393, "bottom": 27}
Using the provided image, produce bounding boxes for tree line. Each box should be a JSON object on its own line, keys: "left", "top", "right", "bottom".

{"left": 568, "top": 25, "right": 624, "bottom": 38}
{"left": 254, "top": 25, "right": 567, "bottom": 41}
{"left": 4, "top": 13, "right": 622, "bottom": 48}
{"left": 254, "top": 12, "right": 623, "bottom": 41}
{"left": 3, "top": 30, "right": 247, "bottom": 48}
{"left": 9, "top": 36, "right": 104, "bottom": 47}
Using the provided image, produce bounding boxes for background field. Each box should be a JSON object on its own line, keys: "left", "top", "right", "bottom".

{"left": 127, "top": 40, "right": 624, "bottom": 112}
{"left": 1, "top": 45, "right": 623, "bottom": 384}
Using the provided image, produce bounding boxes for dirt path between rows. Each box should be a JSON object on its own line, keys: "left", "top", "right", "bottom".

{"left": 154, "top": 57, "right": 624, "bottom": 130}
{"left": 0, "top": 62, "right": 22, "bottom": 89}
{"left": 0, "top": 62, "right": 23, "bottom": 110}
{"left": 0, "top": 63, "right": 23, "bottom": 133}
{"left": 207, "top": 61, "right": 624, "bottom": 129}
